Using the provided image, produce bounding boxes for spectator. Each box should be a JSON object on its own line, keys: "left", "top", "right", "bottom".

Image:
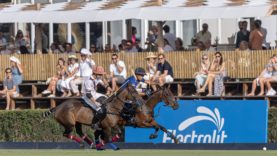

{"left": 198, "top": 52, "right": 226, "bottom": 96}
{"left": 163, "top": 39, "right": 174, "bottom": 52}
{"left": 144, "top": 52, "right": 157, "bottom": 81}
{"left": 249, "top": 20, "right": 263, "bottom": 50}
{"left": 204, "top": 41, "right": 216, "bottom": 51}
{"left": 235, "top": 21, "right": 250, "bottom": 48}
{"left": 135, "top": 39, "right": 143, "bottom": 52}
{"left": 175, "top": 38, "right": 185, "bottom": 51}
{"left": 163, "top": 25, "right": 176, "bottom": 50}
{"left": 64, "top": 43, "right": 75, "bottom": 54}
{"left": 50, "top": 43, "right": 63, "bottom": 53}
{"left": 42, "top": 58, "right": 66, "bottom": 97}
{"left": 265, "top": 55, "right": 277, "bottom": 95}
{"left": 196, "top": 41, "right": 206, "bottom": 51}
{"left": 61, "top": 55, "right": 80, "bottom": 97}
{"left": 10, "top": 56, "right": 23, "bottom": 93}
{"left": 0, "top": 41, "right": 11, "bottom": 54}
{"left": 0, "top": 32, "right": 7, "bottom": 46}
{"left": 248, "top": 63, "right": 273, "bottom": 96}
{"left": 131, "top": 27, "right": 137, "bottom": 44}
{"left": 239, "top": 41, "right": 250, "bottom": 51}
{"left": 256, "top": 20, "right": 268, "bottom": 49}
{"left": 108, "top": 53, "right": 127, "bottom": 93}
{"left": 14, "top": 30, "right": 29, "bottom": 51}
{"left": 90, "top": 44, "right": 97, "bottom": 53}
{"left": 151, "top": 53, "right": 174, "bottom": 91}
{"left": 193, "top": 54, "right": 210, "bottom": 95}
{"left": 126, "top": 40, "right": 138, "bottom": 52}
{"left": 0, "top": 68, "right": 19, "bottom": 110}
{"left": 71, "top": 48, "right": 95, "bottom": 96}
{"left": 196, "top": 23, "right": 211, "bottom": 47}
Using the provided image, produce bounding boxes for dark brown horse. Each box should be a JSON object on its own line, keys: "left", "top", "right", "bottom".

{"left": 43, "top": 83, "right": 146, "bottom": 150}
{"left": 113, "top": 85, "right": 180, "bottom": 143}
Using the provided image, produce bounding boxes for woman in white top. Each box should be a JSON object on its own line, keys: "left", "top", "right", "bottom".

{"left": 194, "top": 54, "right": 210, "bottom": 94}
{"left": 144, "top": 52, "right": 157, "bottom": 81}
{"left": 61, "top": 55, "right": 80, "bottom": 97}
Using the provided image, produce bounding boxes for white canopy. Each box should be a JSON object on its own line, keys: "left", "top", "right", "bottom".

{"left": 0, "top": 0, "right": 275, "bottom": 23}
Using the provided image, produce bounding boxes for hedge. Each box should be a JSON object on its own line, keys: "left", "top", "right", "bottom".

{"left": 0, "top": 108, "right": 277, "bottom": 142}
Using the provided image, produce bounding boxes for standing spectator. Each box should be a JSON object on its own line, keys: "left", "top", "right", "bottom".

{"left": 131, "top": 27, "right": 137, "bottom": 44}
{"left": 198, "top": 52, "right": 226, "bottom": 96}
{"left": 256, "top": 20, "right": 268, "bottom": 49}
{"left": 239, "top": 41, "right": 250, "bottom": 51}
{"left": 10, "top": 56, "right": 23, "bottom": 93}
{"left": 175, "top": 38, "right": 185, "bottom": 51}
{"left": 0, "top": 68, "right": 19, "bottom": 110}
{"left": 108, "top": 53, "right": 127, "bottom": 93}
{"left": 196, "top": 23, "right": 211, "bottom": 49}
{"left": 61, "top": 55, "right": 80, "bottom": 97}
{"left": 163, "top": 25, "right": 176, "bottom": 50}
{"left": 235, "top": 21, "right": 250, "bottom": 48}
{"left": 15, "top": 30, "right": 28, "bottom": 49}
{"left": 144, "top": 52, "right": 157, "bottom": 81}
{"left": 42, "top": 58, "right": 66, "bottom": 97}
{"left": 249, "top": 20, "right": 263, "bottom": 50}
{"left": 163, "top": 39, "right": 174, "bottom": 52}
{"left": 151, "top": 53, "right": 174, "bottom": 91}
{"left": 71, "top": 48, "right": 95, "bottom": 96}
{"left": 194, "top": 54, "right": 210, "bottom": 94}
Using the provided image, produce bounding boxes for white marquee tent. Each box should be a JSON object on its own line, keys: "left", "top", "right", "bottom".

{"left": 0, "top": 0, "right": 276, "bottom": 23}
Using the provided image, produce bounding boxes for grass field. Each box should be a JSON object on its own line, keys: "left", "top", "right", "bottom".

{"left": 0, "top": 150, "right": 277, "bottom": 156}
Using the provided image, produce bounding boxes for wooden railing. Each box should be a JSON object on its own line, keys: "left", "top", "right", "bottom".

{"left": 0, "top": 50, "right": 276, "bottom": 81}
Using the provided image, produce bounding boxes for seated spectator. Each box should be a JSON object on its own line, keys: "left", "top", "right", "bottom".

{"left": 175, "top": 38, "right": 185, "bottom": 51}
{"left": 196, "top": 41, "right": 206, "bottom": 51}
{"left": 14, "top": 30, "right": 29, "bottom": 51}
{"left": 144, "top": 52, "right": 157, "bottom": 81}
{"left": 198, "top": 52, "right": 226, "bottom": 96}
{"left": 248, "top": 63, "right": 273, "bottom": 96}
{"left": 50, "top": 42, "right": 63, "bottom": 53}
{"left": 163, "top": 39, "right": 174, "bottom": 52}
{"left": 151, "top": 53, "right": 174, "bottom": 91}
{"left": 64, "top": 43, "right": 75, "bottom": 54}
{"left": 126, "top": 40, "right": 138, "bottom": 52}
{"left": 10, "top": 56, "right": 23, "bottom": 93}
{"left": 0, "top": 68, "right": 19, "bottom": 110}
{"left": 108, "top": 53, "right": 127, "bottom": 93}
{"left": 193, "top": 54, "right": 210, "bottom": 95}
{"left": 265, "top": 55, "right": 277, "bottom": 95}
{"left": 42, "top": 58, "right": 66, "bottom": 97}
{"left": 71, "top": 48, "right": 95, "bottom": 96}
{"left": 90, "top": 44, "right": 97, "bottom": 53}
{"left": 61, "top": 55, "right": 80, "bottom": 97}
{"left": 239, "top": 41, "right": 250, "bottom": 51}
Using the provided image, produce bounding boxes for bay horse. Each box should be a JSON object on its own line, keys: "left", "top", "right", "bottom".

{"left": 102, "top": 85, "right": 180, "bottom": 144}
{"left": 43, "top": 82, "right": 146, "bottom": 150}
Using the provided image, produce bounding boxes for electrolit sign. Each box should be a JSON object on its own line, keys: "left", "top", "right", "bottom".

{"left": 125, "top": 100, "right": 268, "bottom": 143}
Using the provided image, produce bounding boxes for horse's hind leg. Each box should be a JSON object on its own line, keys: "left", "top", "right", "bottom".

{"left": 75, "top": 122, "right": 93, "bottom": 148}
{"left": 102, "top": 127, "right": 120, "bottom": 151}
{"left": 159, "top": 124, "right": 179, "bottom": 144}
{"left": 63, "top": 126, "right": 85, "bottom": 147}
{"left": 149, "top": 127, "right": 159, "bottom": 139}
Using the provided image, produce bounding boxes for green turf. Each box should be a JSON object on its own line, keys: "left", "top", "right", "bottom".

{"left": 0, "top": 150, "right": 276, "bottom": 156}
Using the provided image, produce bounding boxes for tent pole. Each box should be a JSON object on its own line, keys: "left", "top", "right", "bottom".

{"left": 67, "top": 23, "right": 72, "bottom": 44}
{"left": 31, "top": 23, "right": 35, "bottom": 53}
{"left": 85, "top": 22, "right": 90, "bottom": 50}
{"left": 102, "top": 21, "right": 107, "bottom": 51}
{"left": 122, "top": 19, "right": 127, "bottom": 40}
{"left": 218, "top": 18, "right": 222, "bottom": 44}
{"left": 49, "top": 22, "right": 53, "bottom": 50}
{"left": 141, "top": 19, "right": 148, "bottom": 49}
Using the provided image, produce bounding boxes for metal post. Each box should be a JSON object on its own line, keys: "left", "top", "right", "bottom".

{"left": 49, "top": 22, "right": 54, "bottom": 48}
{"left": 122, "top": 19, "right": 127, "bottom": 40}
{"left": 67, "top": 23, "right": 72, "bottom": 43}
{"left": 31, "top": 23, "right": 35, "bottom": 53}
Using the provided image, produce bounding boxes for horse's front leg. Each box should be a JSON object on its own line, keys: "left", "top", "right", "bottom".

{"left": 159, "top": 124, "right": 179, "bottom": 144}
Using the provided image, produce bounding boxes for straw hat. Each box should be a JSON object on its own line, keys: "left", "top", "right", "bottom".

{"left": 68, "top": 55, "right": 77, "bottom": 59}
{"left": 145, "top": 52, "right": 157, "bottom": 59}
{"left": 10, "top": 56, "right": 21, "bottom": 64}
{"left": 94, "top": 66, "right": 106, "bottom": 75}
{"left": 80, "top": 48, "right": 92, "bottom": 56}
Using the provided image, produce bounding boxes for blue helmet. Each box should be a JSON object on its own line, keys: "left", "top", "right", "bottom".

{"left": 135, "top": 67, "right": 146, "bottom": 76}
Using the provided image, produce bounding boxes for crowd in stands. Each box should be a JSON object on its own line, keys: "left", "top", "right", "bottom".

{"left": 0, "top": 19, "right": 271, "bottom": 55}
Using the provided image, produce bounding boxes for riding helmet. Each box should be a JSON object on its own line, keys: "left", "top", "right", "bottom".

{"left": 135, "top": 67, "right": 146, "bottom": 76}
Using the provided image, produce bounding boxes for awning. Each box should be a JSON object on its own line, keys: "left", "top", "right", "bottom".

{"left": 0, "top": 0, "right": 275, "bottom": 23}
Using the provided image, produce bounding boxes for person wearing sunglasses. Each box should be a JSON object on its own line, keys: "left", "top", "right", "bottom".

{"left": 0, "top": 68, "right": 19, "bottom": 110}
{"left": 193, "top": 54, "right": 210, "bottom": 95}
{"left": 151, "top": 53, "right": 173, "bottom": 91}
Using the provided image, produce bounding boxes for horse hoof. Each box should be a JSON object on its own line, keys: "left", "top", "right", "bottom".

{"left": 149, "top": 134, "right": 158, "bottom": 139}
{"left": 114, "top": 147, "right": 120, "bottom": 151}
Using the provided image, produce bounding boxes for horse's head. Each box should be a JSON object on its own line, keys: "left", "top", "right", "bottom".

{"left": 158, "top": 84, "right": 179, "bottom": 110}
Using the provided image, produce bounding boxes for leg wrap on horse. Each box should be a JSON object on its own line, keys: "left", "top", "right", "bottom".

{"left": 82, "top": 135, "right": 93, "bottom": 146}
{"left": 95, "top": 140, "right": 105, "bottom": 150}
{"left": 64, "top": 134, "right": 82, "bottom": 143}
{"left": 111, "top": 134, "right": 120, "bottom": 142}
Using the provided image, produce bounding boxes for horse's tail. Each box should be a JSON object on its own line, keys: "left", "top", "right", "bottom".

{"left": 42, "top": 107, "right": 56, "bottom": 118}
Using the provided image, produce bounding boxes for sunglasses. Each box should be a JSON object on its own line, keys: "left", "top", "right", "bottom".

{"left": 158, "top": 57, "right": 164, "bottom": 60}
{"left": 202, "top": 58, "right": 208, "bottom": 60}
{"left": 216, "top": 55, "right": 221, "bottom": 58}
{"left": 81, "top": 55, "right": 86, "bottom": 57}
{"left": 112, "top": 58, "right": 117, "bottom": 60}
{"left": 6, "top": 71, "right": 11, "bottom": 73}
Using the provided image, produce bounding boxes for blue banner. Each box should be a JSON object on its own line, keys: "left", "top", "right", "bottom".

{"left": 125, "top": 100, "right": 268, "bottom": 143}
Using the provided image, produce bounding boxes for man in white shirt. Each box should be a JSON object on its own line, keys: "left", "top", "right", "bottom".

{"left": 70, "top": 48, "right": 95, "bottom": 96}
{"left": 196, "top": 23, "right": 212, "bottom": 48}
{"left": 163, "top": 25, "right": 176, "bottom": 50}
{"left": 109, "top": 53, "right": 127, "bottom": 93}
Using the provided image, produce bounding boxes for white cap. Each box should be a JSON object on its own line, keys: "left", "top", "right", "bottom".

{"left": 10, "top": 56, "right": 21, "bottom": 64}
{"left": 80, "top": 48, "right": 92, "bottom": 56}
